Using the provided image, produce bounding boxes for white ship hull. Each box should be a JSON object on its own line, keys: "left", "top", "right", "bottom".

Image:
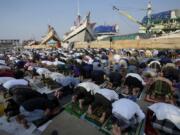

{"left": 153, "top": 30, "right": 180, "bottom": 39}
{"left": 63, "top": 13, "right": 95, "bottom": 43}
{"left": 63, "top": 23, "right": 94, "bottom": 42}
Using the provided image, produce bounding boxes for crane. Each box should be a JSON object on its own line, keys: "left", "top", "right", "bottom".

{"left": 112, "top": 2, "right": 172, "bottom": 34}
{"left": 113, "top": 6, "right": 145, "bottom": 27}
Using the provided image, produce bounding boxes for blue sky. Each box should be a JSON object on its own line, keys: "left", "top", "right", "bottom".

{"left": 0, "top": 0, "right": 180, "bottom": 40}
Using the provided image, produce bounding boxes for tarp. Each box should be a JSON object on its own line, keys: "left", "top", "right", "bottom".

{"left": 94, "top": 25, "right": 117, "bottom": 34}
{"left": 142, "top": 10, "right": 171, "bottom": 24}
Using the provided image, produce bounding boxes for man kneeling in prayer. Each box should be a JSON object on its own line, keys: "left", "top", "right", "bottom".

{"left": 0, "top": 79, "right": 29, "bottom": 98}
{"left": 145, "top": 103, "right": 180, "bottom": 135}
{"left": 16, "top": 97, "right": 60, "bottom": 128}
{"left": 112, "top": 98, "right": 145, "bottom": 135}
{"left": 5, "top": 85, "right": 47, "bottom": 121}
{"left": 72, "top": 82, "right": 100, "bottom": 109}
{"left": 54, "top": 75, "right": 80, "bottom": 98}
{"left": 122, "top": 73, "right": 145, "bottom": 101}
{"left": 87, "top": 88, "right": 119, "bottom": 123}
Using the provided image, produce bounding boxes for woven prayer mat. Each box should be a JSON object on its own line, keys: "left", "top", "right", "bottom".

{"left": 81, "top": 107, "right": 110, "bottom": 128}
{"left": 64, "top": 102, "right": 87, "bottom": 118}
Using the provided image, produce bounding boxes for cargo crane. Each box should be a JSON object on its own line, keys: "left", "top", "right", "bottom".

{"left": 113, "top": 6, "right": 148, "bottom": 33}
{"left": 113, "top": 1, "right": 180, "bottom": 35}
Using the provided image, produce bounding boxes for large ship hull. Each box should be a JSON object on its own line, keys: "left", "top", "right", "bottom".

{"left": 63, "top": 12, "right": 95, "bottom": 43}
{"left": 63, "top": 24, "right": 94, "bottom": 43}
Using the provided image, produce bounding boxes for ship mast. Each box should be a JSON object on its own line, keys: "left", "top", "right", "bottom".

{"left": 77, "top": 0, "right": 80, "bottom": 16}
{"left": 77, "top": 0, "right": 81, "bottom": 26}
{"left": 147, "top": 1, "right": 152, "bottom": 27}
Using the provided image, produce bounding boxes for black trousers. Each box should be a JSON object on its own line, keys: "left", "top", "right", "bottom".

{"left": 92, "top": 93, "right": 112, "bottom": 117}
{"left": 74, "top": 86, "right": 94, "bottom": 105}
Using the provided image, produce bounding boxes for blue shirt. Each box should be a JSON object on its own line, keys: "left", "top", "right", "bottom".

{"left": 58, "top": 76, "right": 80, "bottom": 87}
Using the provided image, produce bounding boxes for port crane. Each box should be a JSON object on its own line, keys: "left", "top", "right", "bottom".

{"left": 113, "top": 1, "right": 180, "bottom": 35}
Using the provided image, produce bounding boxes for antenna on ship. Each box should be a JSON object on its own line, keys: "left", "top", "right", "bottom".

{"left": 147, "top": 1, "right": 152, "bottom": 27}
{"left": 77, "top": 0, "right": 81, "bottom": 25}
{"left": 77, "top": 0, "right": 80, "bottom": 16}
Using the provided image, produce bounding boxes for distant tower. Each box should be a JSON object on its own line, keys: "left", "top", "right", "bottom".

{"left": 147, "top": 1, "right": 152, "bottom": 26}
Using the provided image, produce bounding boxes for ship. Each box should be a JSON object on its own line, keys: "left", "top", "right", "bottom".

{"left": 101, "top": 1, "right": 180, "bottom": 41}
{"left": 25, "top": 25, "right": 61, "bottom": 49}
{"left": 73, "top": 1, "right": 180, "bottom": 49}
{"left": 62, "top": 12, "right": 95, "bottom": 43}
{"left": 40, "top": 25, "right": 61, "bottom": 47}
{"left": 94, "top": 24, "right": 119, "bottom": 40}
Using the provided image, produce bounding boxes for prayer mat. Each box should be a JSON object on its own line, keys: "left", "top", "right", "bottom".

{"left": 80, "top": 114, "right": 102, "bottom": 129}
{"left": 83, "top": 107, "right": 110, "bottom": 127}
{"left": 64, "top": 102, "right": 87, "bottom": 118}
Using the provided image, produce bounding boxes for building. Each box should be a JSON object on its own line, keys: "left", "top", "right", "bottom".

{"left": 0, "top": 39, "right": 20, "bottom": 50}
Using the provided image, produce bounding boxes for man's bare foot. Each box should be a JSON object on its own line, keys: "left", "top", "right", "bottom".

{"left": 165, "top": 95, "right": 171, "bottom": 103}
{"left": 112, "top": 124, "right": 121, "bottom": 135}
{"left": 87, "top": 105, "right": 92, "bottom": 115}
{"left": 16, "top": 115, "right": 24, "bottom": 124}
{"left": 117, "top": 126, "right": 121, "bottom": 135}
{"left": 151, "top": 94, "right": 155, "bottom": 99}
{"left": 52, "top": 107, "right": 60, "bottom": 115}
{"left": 99, "top": 112, "right": 106, "bottom": 123}
{"left": 54, "top": 91, "right": 63, "bottom": 98}
{"left": 79, "top": 99, "right": 84, "bottom": 109}
{"left": 21, "top": 119, "right": 29, "bottom": 129}
{"left": 72, "top": 95, "right": 77, "bottom": 103}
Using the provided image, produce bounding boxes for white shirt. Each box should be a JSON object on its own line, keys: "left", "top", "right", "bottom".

{"left": 77, "top": 82, "right": 100, "bottom": 94}
{"left": 9, "top": 56, "right": 17, "bottom": 61}
{"left": 49, "top": 72, "right": 64, "bottom": 81}
{"left": 149, "top": 103, "right": 180, "bottom": 129}
{"left": 36, "top": 68, "right": 51, "bottom": 76}
{"left": 83, "top": 56, "right": 94, "bottom": 64}
{"left": 126, "top": 73, "right": 145, "bottom": 85}
{"left": 75, "top": 59, "right": 82, "bottom": 64}
{"left": 112, "top": 98, "right": 145, "bottom": 122}
{"left": 0, "top": 60, "right": 6, "bottom": 65}
{"left": 153, "top": 50, "right": 159, "bottom": 56}
{"left": 41, "top": 61, "right": 53, "bottom": 66}
{"left": 0, "top": 77, "right": 15, "bottom": 85}
{"left": 113, "top": 54, "right": 121, "bottom": 63}
{"left": 3, "top": 79, "right": 28, "bottom": 90}
{"left": 53, "top": 61, "right": 65, "bottom": 66}
{"left": 0, "top": 65, "right": 10, "bottom": 70}
{"left": 95, "top": 88, "right": 119, "bottom": 101}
